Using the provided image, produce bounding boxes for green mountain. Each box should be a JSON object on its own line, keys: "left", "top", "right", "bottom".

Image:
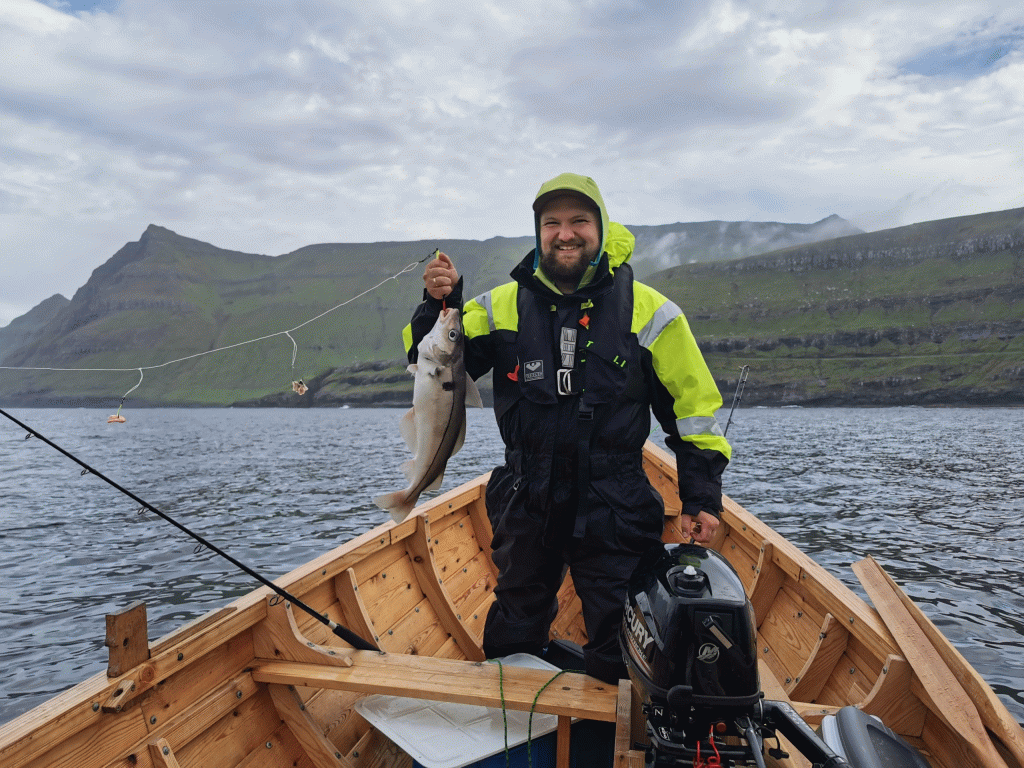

{"left": 0, "top": 294, "right": 69, "bottom": 358}
{"left": 648, "top": 206, "right": 1024, "bottom": 406}
{"left": 1, "top": 207, "right": 1020, "bottom": 408}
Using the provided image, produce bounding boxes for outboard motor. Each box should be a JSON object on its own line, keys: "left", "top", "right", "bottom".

{"left": 621, "top": 543, "right": 851, "bottom": 767}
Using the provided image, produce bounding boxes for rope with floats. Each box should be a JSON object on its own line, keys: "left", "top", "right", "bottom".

{"left": 0, "top": 405, "right": 379, "bottom": 651}
{"left": 0, "top": 250, "right": 441, "bottom": 421}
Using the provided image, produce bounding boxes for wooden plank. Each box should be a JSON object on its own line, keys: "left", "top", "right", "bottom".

{"left": 146, "top": 672, "right": 260, "bottom": 762}
{"left": 267, "top": 684, "right": 353, "bottom": 768}
{"left": 756, "top": 660, "right": 813, "bottom": 768}
{"left": 357, "top": 557, "right": 424, "bottom": 641}
{"left": 252, "top": 654, "right": 619, "bottom": 722}
{"left": 385, "top": 596, "right": 452, "bottom": 657}
{"left": 443, "top": 549, "right": 496, "bottom": 620}
{"left": 173, "top": 688, "right": 280, "bottom": 768}
{"left": 859, "top": 559, "right": 1024, "bottom": 768}
{"left": 300, "top": 689, "right": 369, "bottom": 756}
{"left": 148, "top": 738, "right": 182, "bottom": 768}
{"left": 347, "top": 720, "right": 414, "bottom": 768}
{"left": 853, "top": 556, "right": 1009, "bottom": 768}
{"left": 431, "top": 514, "right": 484, "bottom": 579}
{"left": 758, "top": 590, "right": 828, "bottom": 687}
{"left": 557, "top": 716, "right": 571, "bottom": 768}
{"left": 466, "top": 496, "right": 495, "bottom": 565}
{"left": 788, "top": 613, "right": 849, "bottom": 702}
{"left": 105, "top": 602, "right": 151, "bottom": 679}
{"left": 721, "top": 496, "right": 897, "bottom": 666}
{"left": 614, "top": 680, "right": 644, "bottom": 768}
{"left": 232, "top": 722, "right": 314, "bottom": 768}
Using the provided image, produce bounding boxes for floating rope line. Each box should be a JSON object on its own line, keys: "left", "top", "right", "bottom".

{"left": 1, "top": 252, "right": 438, "bottom": 419}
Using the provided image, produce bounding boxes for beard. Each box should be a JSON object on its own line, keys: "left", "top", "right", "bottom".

{"left": 539, "top": 240, "right": 600, "bottom": 285}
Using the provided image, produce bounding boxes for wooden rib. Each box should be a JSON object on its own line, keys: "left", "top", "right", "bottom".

{"left": 466, "top": 496, "right": 497, "bottom": 568}
{"left": 149, "top": 737, "right": 183, "bottom": 768}
{"left": 335, "top": 568, "right": 381, "bottom": 648}
{"left": 787, "top": 613, "right": 849, "bottom": 701}
{"left": 853, "top": 556, "right": 1009, "bottom": 768}
{"left": 267, "top": 684, "right": 354, "bottom": 768}
{"left": 614, "top": 680, "right": 645, "bottom": 768}
{"left": 408, "top": 515, "right": 485, "bottom": 660}
{"left": 252, "top": 654, "right": 618, "bottom": 722}
{"left": 252, "top": 598, "right": 354, "bottom": 667}
{"left": 747, "top": 541, "right": 786, "bottom": 628}
{"left": 859, "top": 655, "right": 928, "bottom": 736}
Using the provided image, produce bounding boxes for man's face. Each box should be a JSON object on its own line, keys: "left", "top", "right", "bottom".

{"left": 538, "top": 195, "right": 601, "bottom": 286}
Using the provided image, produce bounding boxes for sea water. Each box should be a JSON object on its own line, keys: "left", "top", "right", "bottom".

{"left": 1, "top": 406, "right": 1022, "bottom": 725}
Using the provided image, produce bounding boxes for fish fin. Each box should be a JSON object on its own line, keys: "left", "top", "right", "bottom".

{"left": 407, "top": 363, "right": 417, "bottom": 374}
{"left": 451, "top": 412, "right": 467, "bottom": 456}
{"left": 400, "top": 459, "right": 417, "bottom": 484}
{"left": 373, "top": 490, "right": 416, "bottom": 523}
{"left": 399, "top": 407, "right": 417, "bottom": 451}
{"left": 390, "top": 507, "right": 415, "bottom": 524}
{"left": 423, "top": 472, "right": 444, "bottom": 493}
{"left": 466, "top": 376, "right": 484, "bottom": 408}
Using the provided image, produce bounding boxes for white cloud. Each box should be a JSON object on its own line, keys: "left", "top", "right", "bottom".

{"left": 2, "top": 0, "right": 1024, "bottom": 323}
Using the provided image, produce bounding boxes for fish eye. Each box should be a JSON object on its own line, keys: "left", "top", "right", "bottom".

{"left": 447, "top": 330, "right": 459, "bottom": 341}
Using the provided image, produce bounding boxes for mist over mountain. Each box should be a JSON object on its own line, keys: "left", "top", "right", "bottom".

{"left": 627, "top": 214, "right": 862, "bottom": 277}
{"left": 0, "top": 207, "right": 1020, "bottom": 407}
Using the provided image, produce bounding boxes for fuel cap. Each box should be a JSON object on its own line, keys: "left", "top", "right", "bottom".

{"left": 667, "top": 564, "right": 708, "bottom": 596}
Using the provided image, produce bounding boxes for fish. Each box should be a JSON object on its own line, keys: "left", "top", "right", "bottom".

{"left": 373, "top": 307, "right": 483, "bottom": 522}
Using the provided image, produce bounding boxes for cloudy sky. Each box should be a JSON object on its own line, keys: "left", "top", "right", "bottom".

{"left": 2, "top": 0, "right": 1023, "bottom": 325}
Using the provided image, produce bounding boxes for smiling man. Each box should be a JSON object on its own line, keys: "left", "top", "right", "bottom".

{"left": 407, "top": 172, "right": 731, "bottom": 683}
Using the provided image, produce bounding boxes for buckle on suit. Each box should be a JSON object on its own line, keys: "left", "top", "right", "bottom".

{"left": 557, "top": 368, "right": 579, "bottom": 396}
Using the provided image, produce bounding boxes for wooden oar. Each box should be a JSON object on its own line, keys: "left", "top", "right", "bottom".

{"left": 858, "top": 558, "right": 1024, "bottom": 768}
{"left": 853, "top": 556, "right": 1011, "bottom": 768}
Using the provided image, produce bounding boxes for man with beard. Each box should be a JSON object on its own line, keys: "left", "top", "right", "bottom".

{"left": 406, "top": 173, "right": 731, "bottom": 683}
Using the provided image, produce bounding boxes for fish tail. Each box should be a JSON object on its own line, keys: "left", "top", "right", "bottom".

{"left": 373, "top": 490, "right": 416, "bottom": 523}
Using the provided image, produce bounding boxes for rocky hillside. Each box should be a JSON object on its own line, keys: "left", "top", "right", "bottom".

{"left": 0, "top": 207, "right": 1020, "bottom": 408}
{"left": 648, "top": 206, "right": 1024, "bottom": 406}
{"left": 0, "top": 294, "right": 69, "bottom": 359}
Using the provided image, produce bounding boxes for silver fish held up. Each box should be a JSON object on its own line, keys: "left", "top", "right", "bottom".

{"left": 374, "top": 307, "right": 483, "bottom": 522}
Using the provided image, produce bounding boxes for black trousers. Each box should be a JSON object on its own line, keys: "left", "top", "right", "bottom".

{"left": 482, "top": 464, "right": 664, "bottom": 683}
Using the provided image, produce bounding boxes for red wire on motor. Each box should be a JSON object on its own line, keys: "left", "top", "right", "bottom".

{"left": 692, "top": 727, "right": 722, "bottom": 768}
{"left": 707, "top": 725, "right": 722, "bottom": 767}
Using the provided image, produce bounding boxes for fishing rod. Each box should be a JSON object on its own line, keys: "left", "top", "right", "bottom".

{"left": 0, "top": 406, "right": 378, "bottom": 652}
{"left": 724, "top": 365, "right": 749, "bottom": 437}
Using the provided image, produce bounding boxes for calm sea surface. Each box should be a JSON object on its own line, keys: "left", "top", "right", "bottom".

{"left": 1, "top": 406, "right": 1022, "bottom": 726}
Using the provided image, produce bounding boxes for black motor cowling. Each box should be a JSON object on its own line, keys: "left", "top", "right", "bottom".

{"left": 621, "top": 543, "right": 760, "bottom": 712}
{"left": 620, "top": 544, "right": 854, "bottom": 768}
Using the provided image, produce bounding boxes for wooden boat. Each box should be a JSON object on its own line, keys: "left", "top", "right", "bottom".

{"left": 2, "top": 441, "right": 1022, "bottom": 768}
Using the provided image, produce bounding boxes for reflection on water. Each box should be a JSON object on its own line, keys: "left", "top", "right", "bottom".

{"left": 1, "top": 406, "right": 1022, "bottom": 725}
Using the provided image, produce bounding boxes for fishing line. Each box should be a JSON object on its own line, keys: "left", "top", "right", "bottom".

{"left": 0, "top": 252, "right": 438, "bottom": 416}
{"left": 0, "top": 406, "right": 379, "bottom": 652}
{"left": 724, "top": 365, "right": 749, "bottom": 437}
